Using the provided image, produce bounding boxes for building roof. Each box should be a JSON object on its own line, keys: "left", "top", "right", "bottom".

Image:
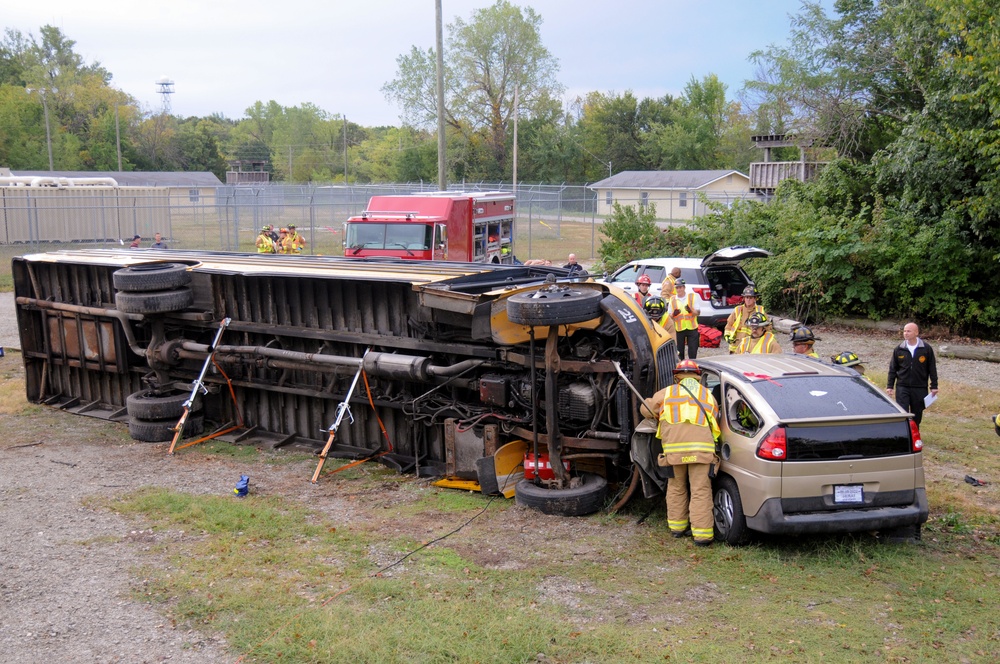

{"left": 11, "top": 171, "right": 223, "bottom": 187}
{"left": 588, "top": 170, "right": 748, "bottom": 191}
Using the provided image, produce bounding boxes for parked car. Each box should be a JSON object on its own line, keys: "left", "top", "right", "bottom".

{"left": 600, "top": 246, "right": 771, "bottom": 327}
{"left": 632, "top": 354, "right": 928, "bottom": 544}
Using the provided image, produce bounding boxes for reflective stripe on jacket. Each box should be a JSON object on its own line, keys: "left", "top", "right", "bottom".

{"left": 656, "top": 377, "right": 721, "bottom": 454}
{"left": 737, "top": 331, "right": 782, "bottom": 354}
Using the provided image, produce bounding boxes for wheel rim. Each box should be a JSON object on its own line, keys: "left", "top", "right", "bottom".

{"left": 714, "top": 488, "right": 734, "bottom": 536}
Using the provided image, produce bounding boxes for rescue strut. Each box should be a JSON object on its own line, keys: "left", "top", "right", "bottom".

{"left": 168, "top": 317, "right": 231, "bottom": 455}
{"left": 311, "top": 346, "right": 372, "bottom": 483}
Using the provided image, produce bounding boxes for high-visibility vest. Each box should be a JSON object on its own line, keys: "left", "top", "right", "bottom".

{"left": 257, "top": 235, "right": 275, "bottom": 253}
{"left": 671, "top": 293, "right": 698, "bottom": 331}
{"left": 656, "top": 378, "right": 721, "bottom": 452}
{"left": 726, "top": 304, "right": 764, "bottom": 340}
{"left": 738, "top": 331, "right": 781, "bottom": 354}
{"left": 288, "top": 231, "right": 305, "bottom": 253}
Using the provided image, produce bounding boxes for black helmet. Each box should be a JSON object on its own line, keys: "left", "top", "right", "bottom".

{"left": 644, "top": 296, "right": 666, "bottom": 318}
{"left": 831, "top": 351, "right": 862, "bottom": 367}
{"left": 790, "top": 325, "right": 820, "bottom": 343}
{"left": 742, "top": 285, "right": 759, "bottom": 298}
{"left": 747, "top": 312, "right": 769, "bottom": 328}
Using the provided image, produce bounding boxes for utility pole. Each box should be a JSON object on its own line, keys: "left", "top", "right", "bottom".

{"left": 512, "top": 87, "right": 518, "bottom": 193}
{"left": 435, "top": 0, "right": 447, "bottom": 191}
{"left": 343, "top": 115, "right": 348, "bottom": 182}
{"left": 27, "top": 87, "right": 56, "bottom": 171}
{"left": 114, "top": 102, "right": 122, "bottom": 171}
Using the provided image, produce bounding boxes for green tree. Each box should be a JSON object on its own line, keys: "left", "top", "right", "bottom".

{"left": 383, "top": 0, "right": 563, "bottom": 179}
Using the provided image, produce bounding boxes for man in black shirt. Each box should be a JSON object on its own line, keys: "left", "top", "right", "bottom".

{"left": 886, "top": 322, "right": 939, "bottom": 425}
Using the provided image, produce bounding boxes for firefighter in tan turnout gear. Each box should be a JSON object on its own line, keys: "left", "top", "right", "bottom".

{"left": 724, "top": 285, "right": 765, "bottom": 353}
{"left": 643, "top": 360, "right": 721, "bottom": 547}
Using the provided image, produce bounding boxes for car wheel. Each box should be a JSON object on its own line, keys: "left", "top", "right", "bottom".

{"left": 713, "top": 475, "right": 749, "bottom": 545}
{"left": 514, "top": 473, "right": 607, "bottom": 516}
{"left": 127, "top": 414, "right": 204, "bottom": 443}
{"left": 126, "top": 388, "right": 201, "bottom": 421}
{"left": 113, "top": 263, "right": 191, "bottom": 292}
{"left": 506, "top": 288, "right": 602, "bottom": 327}
{"left": 115, "top": 287, "right": 194, "bottom": 314}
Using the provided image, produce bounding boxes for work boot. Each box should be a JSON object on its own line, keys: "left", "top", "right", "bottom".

{"left": 671, "top": 529, "right": 691, "bottom": 539}
{"left": 693, "top": 538, "right": 713, "bottom": 547}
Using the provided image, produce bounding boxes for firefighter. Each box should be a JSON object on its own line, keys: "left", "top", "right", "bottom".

{"left": 644, "top": 360, "right": 720, "bottom": 547}
{"left": 287, "top": 223, "right": 306, "bottom": 254}
{"left": 660, "top": 267, "right": 682, "bottom": 299}
{"left": 724, "top": 285, "right": 765, "bottom": 354}
{"left": 736, "top": 312, "right": 782, "bottom": 354}
{"left": 277, "top": 228, "right": 291, "bottom": 254}
{"left": 832, "top": 351, "right": 874, "bottom": 383}
{"left": 643, "top": 296, "right": 666, "bottom": 322}
{"left": 256, "top": 225, "right": 276, "bottom": 254}
{"left": 789, "top": 325, "right": 821, "bottom": 358}
{"left": 634, "top": 274, "right": 653, "bottom": 306}
{"left": 670, "top": 279, "right": 700, "bottom": 360}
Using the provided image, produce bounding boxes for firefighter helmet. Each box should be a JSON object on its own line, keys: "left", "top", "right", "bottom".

{"left": 260, "top": 225, "right": 271, "bottom": 232}
{"left": 636, "top": 274, "right": 652, "bottom": 286}
{"left": 790, "top": 325, "right": 820, "bottom": 343}
{"left": 643, "top": 296, "right": 666, "bottom": 319}
{"left": 747, "top": 312, "right": 770, "bottom": 328}
{"left": 280, "top": 227, "right": 289, "bottom": 234}
{"left": 742, "top": 285, "right": 759, "bottom": 298}
{"left": 675, "top": 278, "right": 686, "bottom": 287}
{"left": 994, "top": 413, "right": 1000, "bottom": 438}
{"left": 831, "top": 351, "right": 862, "bottom": 367}
{"left": 288, "top": 224, "right": 296, "bottom": 229}
{"left": 673, "top": 359, "right": 701, "bottom": 376}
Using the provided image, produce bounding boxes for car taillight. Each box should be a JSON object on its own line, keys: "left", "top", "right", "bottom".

{"left": 756, "top": 426, "right": 787, "bottom": 460}
{"left": 693, "top": 287, "right": 712, "bottom": 301}
{"left": 909, "top": 420, "right": 923, "bottom": 451}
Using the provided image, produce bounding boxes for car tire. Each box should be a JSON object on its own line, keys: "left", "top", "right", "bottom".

{"left": 514, "top": 473, "right": 607, "bottom": 516}
{"left": 713, "top": 475, "right": 749, "bottom": 545}
{"left": 126, "top": 388, "right": 201, "bottom": 421}
{"left": 115, "top": 287, "right": 194, "bottom": 314}
{"left": 507, "top": 288, "right": 602, "bottom": 327}
{"left": 127, "top": 414, "right": 204, "bottom": 443}
{"left": 113, "top": 263, "right": 191, "bottom": 292}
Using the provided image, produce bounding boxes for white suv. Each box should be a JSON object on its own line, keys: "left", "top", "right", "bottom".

{"left": 601, "top": 246, "right": 771, "bottom": 327}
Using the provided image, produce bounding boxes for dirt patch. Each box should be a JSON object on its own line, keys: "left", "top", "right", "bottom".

{"left": 0, "top": 319, "right": 998, "bottom": 661}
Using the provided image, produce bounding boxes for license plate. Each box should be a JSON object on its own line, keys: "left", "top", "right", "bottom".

{"left": 834, "top": 484, "right": 864, "bottom": 504}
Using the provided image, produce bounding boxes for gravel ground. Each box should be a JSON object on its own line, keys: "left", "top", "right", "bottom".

{"left": 1, "top": 290, "right": 999, "bottom": 663}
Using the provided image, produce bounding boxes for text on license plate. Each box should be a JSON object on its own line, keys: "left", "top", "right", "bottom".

{"left": 834, "top": 484, "right": 864, "bottom": 503}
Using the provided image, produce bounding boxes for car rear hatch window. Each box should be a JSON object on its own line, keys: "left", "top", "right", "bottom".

{"left": 753, "top": 375, "right": 898, "bottom": 419}
{"left": 784, "top": 420, "right": 913, "bottom": 460}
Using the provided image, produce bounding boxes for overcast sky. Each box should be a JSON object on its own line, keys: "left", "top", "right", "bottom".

{"left": 5, "top": 0, "right": 826, "bottom": 126}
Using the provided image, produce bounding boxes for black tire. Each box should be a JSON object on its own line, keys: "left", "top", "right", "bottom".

{"left": 507, "top": 288, "right": 602, "bottom": 327}
{"left": 128, "top": 414, "right": 204, "bottom": 443}
{"left": 113, "top": 263, "right": 191, "bottom": 292}
{"left": 126, "top": 389, "right": 201, "bottom": 421}
{"left": 115, "top": 287, "right": 193, "bottom": 314}
{"left": 514, "top": 473, "right": 607, "bottom": 516}
{"left": 713, "top": 475, "right": 749, "bottom": 545}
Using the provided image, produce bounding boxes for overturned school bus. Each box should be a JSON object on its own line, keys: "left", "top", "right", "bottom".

{"left": 12, "top": 250, "right": 676, "bottom": 515}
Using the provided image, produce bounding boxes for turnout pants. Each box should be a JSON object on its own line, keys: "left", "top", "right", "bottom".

{"left": 666, "top": 462, "right": 714, "bottom": 542}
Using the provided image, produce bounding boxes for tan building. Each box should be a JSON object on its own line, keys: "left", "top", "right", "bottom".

{"left": 588, "top": 170, "right": 757, "bottom": 220}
